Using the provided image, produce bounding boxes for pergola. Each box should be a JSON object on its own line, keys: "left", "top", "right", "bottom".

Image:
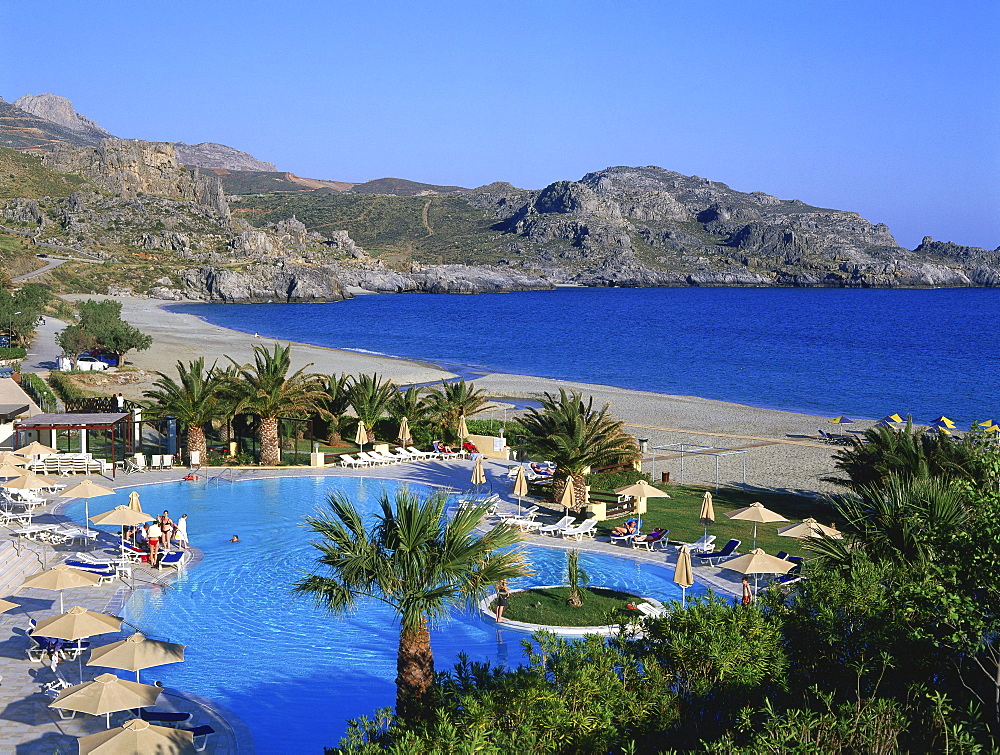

{"left": 649, "top": 443, "right": 748, "bottom": 492}
{"left": 14, "top": 412, "right": 132, "bottom": 477}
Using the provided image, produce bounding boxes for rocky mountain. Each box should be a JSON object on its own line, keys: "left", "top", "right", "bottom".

{"left": 12, "top": 93, "right": 112, "bottom": 141}
{"left": 215, "top": 170, "right": 355, "bottom": 195}
{"left": 0, "top": 97, "right": 100, "bottom": 151}
{"left": 347, "top": 177, "right": 466, "bottom": 196}
{"left": 173, "top": 142, "right": 277, "bottom": 172}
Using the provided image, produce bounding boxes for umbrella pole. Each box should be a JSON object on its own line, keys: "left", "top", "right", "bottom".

{"left": 85, "top": 500, "right": 90, "bottom": 551}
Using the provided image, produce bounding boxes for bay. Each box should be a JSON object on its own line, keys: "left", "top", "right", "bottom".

{"left": 174, "top": 286, "right": 1000, "bottom": 426}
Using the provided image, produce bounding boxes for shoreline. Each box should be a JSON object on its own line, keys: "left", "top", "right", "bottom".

{"left": 86, "top": 295, "right": 844, "bottom": 492}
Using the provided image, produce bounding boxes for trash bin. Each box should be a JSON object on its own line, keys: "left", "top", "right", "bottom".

{"left": 661, "top": 472, "right": 670, "bottom": 484}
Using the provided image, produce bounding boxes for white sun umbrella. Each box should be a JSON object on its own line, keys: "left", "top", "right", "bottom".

{"left": 88, "top": 632, "right": 186, "bottom": 683}
{"left": 0, "top": 462, "right": 28, "bottom": 479}
{"left": 2, "top": 470, "right": 51, "bottom": 491}
{"left": 34, "top": 605, "right": 123, "bottom": 684}
{"left": 673, "top": 547, "right": 694, "bottom": 607}
{"left": 725, "top": 502, "right": 788, "bottom": 550}
{"left": 90, "top": 505, "right": 153, "bottom": 560}
{"left": 59, "top": 478, "right": 115, "bottom": 550}
{"left": 776, "top": 518, "right": 843, "bottom": 541}
{"left": 397, "top": 416, "right": 411, "bottom": 447}
{"left": 15, "top": 441, "right": 60, "bottom": 456}
{"left": 354, "top": 421, "right": 367, "bottom": 450}
{"left": 512, "top": 465, "right": 528, "bottom": 516}
{"left": 0, "top": 451, "right": 29, "bottom": 466}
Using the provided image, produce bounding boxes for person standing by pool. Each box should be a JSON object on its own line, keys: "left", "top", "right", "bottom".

{"left": 175, "top": 514, "right": 189, "bottom": 549}
{"left": 741, "top": 576, "right": 753, "bottom": 607}
{"left": 495, "top": 579, "right": 510, "bottom": 622}
{"left": 146, "top": 519, "right": 162, "bottom": 566}
{"left": 159, "top": 511, "right": 174, "bottom": 550}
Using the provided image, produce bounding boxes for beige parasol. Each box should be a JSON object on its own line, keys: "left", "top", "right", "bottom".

{"left": 20, "top": 565, "right": 102, "bottom": 613}
{"left": 49, "top": 672, "right": 162, "bottom": 729}
{"left": 34, "top": 606, "right": 123, "bottom": 641}
{"left": 16, "top": 441, "right": 60, "bottom": 456}
{"left": 699, "top": 491, "right": 716, "bottom": 540}
{"left": 777, "top": 518, "right": 843, "bottom": 541}
{"left": 0, "top": 598, "right": 18, "bottom": 613}
{"left": 397, "top": 416, "right": 411, "bottom": 446}
{"left": 59, "top": 478, "right": 115, "bottom": 544}
{"left": 90, "top": 505, "right": 152, "bottom": 527}
{"left": 2, "top": 471, "right": 51, "bottom": 491}
{"left": 0, "top": 462, "right": 28, "bottom": 478}
{"left": 471, "top": 456, "right": 486, "bottom": 486}
{"left": 77, "top": 717, "right": 195, "bottom": 754}
{"left": 614, "top": 480, "right": 670, "bottom": 533}
{"left": 720, "top": 547, "right": 795, "bottom": 594}
{"left": 558, "top": 477, "right": 576, "bottom": 511}
{"left": 88, "top": 632, "right": 186, "bottom": 682}
{"left": 354, "top": 421, "right": 367, "bottom": 448}
{"left": 0, "top": 451, "right": 28, "bottom": 466}
{"left": 512, "top": 465, "right": 528, "bottom": 515}
{"left": 673, "top": 547, "right": 694, "bottom": 606}
{"left": 457, "top": 415, "right": 470, "bottom": 444}
{"left": 725, "top": 502, "right": 788, "bottom": 549}
{"left": 127, "top": 490, "right": 142, "bottom": 512}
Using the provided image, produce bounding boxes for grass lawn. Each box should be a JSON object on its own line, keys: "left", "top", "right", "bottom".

{"left": 590, "top": 484, "right": 840, "bottom": 558}
{"left": 494, "top": 586, "right": 646, "bottom": 626}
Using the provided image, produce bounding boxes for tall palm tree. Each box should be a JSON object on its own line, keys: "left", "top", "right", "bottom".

{"left": 294, "top": 488, "right": 527, "bottom": 720}
{"left": 226, "top": 344, "right": 327, "bottom": 466}
{"left": 143, "top": 357, "right": 224, "bottom": 461}
{"left": 347, "top": 373, "right": 397, "bottom": 443}
{"left": 317, "top": 373, "right": 352, "bottom": 445}
{"left": 389, "top": 385, "right": 426, "bottom": 444}
{"left": 515, "top": 389, "right": 640, "bottom": 512}
{"left": 424, "top": 379, "right": 488, "bottom": 443}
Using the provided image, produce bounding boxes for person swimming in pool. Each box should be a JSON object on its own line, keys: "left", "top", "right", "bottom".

{"left": 230, "top": 535, "right": 240, "bottom": 543}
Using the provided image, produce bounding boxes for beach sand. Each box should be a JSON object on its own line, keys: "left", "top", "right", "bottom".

{"left": 69, "top": 295, "right": 846, "bottom": 494}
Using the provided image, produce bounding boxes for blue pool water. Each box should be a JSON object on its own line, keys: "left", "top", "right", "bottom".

{"left": 66, "top": 476, "right": 703, "bottom": 753}
{"left": 175, "top": 286, "right": 1000, "bottom": 427}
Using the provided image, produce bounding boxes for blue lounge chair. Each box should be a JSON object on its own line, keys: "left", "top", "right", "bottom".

{"left": 695, "top": 538, "right": 740, "bottom": 565}
{"left": 137, "top": 708, "right": 192, "bottom": 725}
{"left": 182, "top": 724, "right": 216, "bottom": 751}
{"left": 609, "top": 518, "right": 640, "bottom": 545}
{"left": 157, "top": 551, "right": 187, "bottom": 570}
{"left": 774, "top": 561, "right": 803, "bottom": 585}
{"left": 63, "top": 560, "right": 117, "bottom": 579}
{"left": 775, "top": 551, "right": 788, "bottom": 561}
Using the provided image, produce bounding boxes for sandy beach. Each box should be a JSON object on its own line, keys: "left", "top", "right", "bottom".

{"left": 72, "top": 295, "right": 845, "bottom": 494}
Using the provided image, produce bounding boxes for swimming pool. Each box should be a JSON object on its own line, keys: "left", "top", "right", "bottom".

{"left": 66, "top": 476, "right": 706, "bottom": 753}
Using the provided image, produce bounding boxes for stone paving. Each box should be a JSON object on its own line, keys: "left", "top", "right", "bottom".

{"left": 0, "top": 457, "right": 745, "bottom": 752}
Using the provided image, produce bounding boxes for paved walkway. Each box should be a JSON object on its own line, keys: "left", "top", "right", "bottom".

{"left": 21, "top": 317, "right": 66, "bottom": 374}
{"left": 0, "top": 457, "right": 745, "bottom": 752}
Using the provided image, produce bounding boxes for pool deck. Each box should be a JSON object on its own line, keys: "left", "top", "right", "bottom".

{"left": 0, "top": 457, "right": 745, "bottom": 751}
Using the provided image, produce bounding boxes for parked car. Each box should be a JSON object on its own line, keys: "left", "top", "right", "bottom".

{"left": 76, "top": 356, "right": 109, "bottom": 371}
{"left": 0, "top": 367, "right": 13, "bottom": 379}
{"left": 0, "top": 336, "right": 10, "bottom": 348}
{"left": 84, "top": 349, "right": 120, "bottom": 367}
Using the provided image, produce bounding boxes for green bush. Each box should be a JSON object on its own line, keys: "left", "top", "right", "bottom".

{"left": 466, "top": 418, "right": 515, "bottom": 437}
{"left": 585, "top": 468, "right": 650, "bottom": 491}
{"left": 20, "top": 372, "right": 57, "bottom": 412}
{"left": 46, "top": 371, "right": 90, "bottom": 402}
{"left": 0, "top": 346, "right": 27, "bottom": 360}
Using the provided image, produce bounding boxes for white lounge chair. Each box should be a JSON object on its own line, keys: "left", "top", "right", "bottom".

{"left": 681, "top": 534, "right": 717, "bottom": 552}
{"left": 538, "top": 515, "right": 575, "bottom": 536}
{"left": 406, "top": 446, "right": 438, "bottom": 460}
{"left": 635, "top": 602, "right": 668, "bottom": 618}
{"left": 500, "top": 505, "right": 538, "bottom": 523}
{"left": 339, "top": 454, "right": 368, "bottom": 469}
{"left": 559, "top": 519, "right": 598, "bottom": 541}
{"left": 372, "top": 450, "right": 401, "bottom": 464}
{"left": 358, "top": 452, "right": 390, "bottom": 466}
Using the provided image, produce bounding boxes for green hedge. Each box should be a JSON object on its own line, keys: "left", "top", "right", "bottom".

{"left": 19, "top": 373, "right": 57, "bottom": 412}
{"left": 0, "top": 346, "right": 26, "bottom": 360}
{"left": 46, "top": 371, "right": 90, "bottom": 402}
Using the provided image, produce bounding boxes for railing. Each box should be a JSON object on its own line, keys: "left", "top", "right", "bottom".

{"left": 64, "top": 396, "right": 140, "bottom": 413}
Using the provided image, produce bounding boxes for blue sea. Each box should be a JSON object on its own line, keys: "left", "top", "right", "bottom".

{"left": 174, "top": 287, "right": 1000, "bottom": 426}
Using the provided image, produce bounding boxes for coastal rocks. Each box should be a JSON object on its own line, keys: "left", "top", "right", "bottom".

{"left": 326, "top": 230, "right": 366, "bottom": 259}
{"left": 180, "top": 263, "right": 347, "bottom": 303}
{"left": 328, "top": 262, "right": 553, "bottom": 294}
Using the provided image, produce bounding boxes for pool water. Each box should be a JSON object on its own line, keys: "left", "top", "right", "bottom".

{"left": 66, "top": 476, "right": 705, "bottom": 753}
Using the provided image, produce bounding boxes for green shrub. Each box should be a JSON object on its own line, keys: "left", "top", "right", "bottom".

{"left": 585, "top": 468, "right": 650, "bottom": 491}
{"left": 466, "top": 418, "right": 515, "bottom": 437}
{"left": 0, "top": 346, "right": 27, "bottom": 360}
{"left": 20, "top": 372, "right": 57, "bottom": 412}
{"left": 46, "top": 371, "right": 90, "bottom": 402}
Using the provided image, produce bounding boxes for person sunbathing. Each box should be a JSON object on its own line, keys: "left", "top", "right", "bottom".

{"left": 610, "top": 519, "right": 639, "bottom": 537}
{"left": 529, "top": 462, "right": 554, "bottom": 476}
{"left": 640, "top": 528, "right": 667, "bottom": 543}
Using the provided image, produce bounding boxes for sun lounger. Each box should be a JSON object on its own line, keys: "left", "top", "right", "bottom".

{"left": 137, "top": 708, "right": 193, "bottom": 726}
{"left": 61, "top": 561, "right": 117, "bottom": 582}
{"left": 632, "top": 529, "right": 670, "bottom": 551}
{"left": 181, "top": 724, "right": 217, "bottom": 751}
{"left": 157, "top": 551, "right": 187, "bottom": 570}
{"left": 694, "top": 538, "right": 740, "bottom": 565}
{"left": 635, "top": 602, "right": 668, "bottom": 618}
{"left": 406, "top": 446, "right": 438, "bottom": 460}
{"left": 339, "top": 454, "right": 369, "bottom": 468}
{"left": 538, "top": 515, "right": 575, "bottom": 536}
{"left": 372, "top": 450, "right": 401, "bottom": 464}
{"left": 432, "top": 442, "right": 461, "bottom": 459}
{"left": 559, "top": 519, "right": 597, "bottom": 541}
{"left": 681, "top": 534, "right": 717, "bottom": 552}
{"left": 388, "top": 448, "right": 415, "bottom": 462}
{"left": 500, "top": 505, "right": 538, "bottom": 523}
{"left": 609, "top": 518, "right": 640, "bottom": 545}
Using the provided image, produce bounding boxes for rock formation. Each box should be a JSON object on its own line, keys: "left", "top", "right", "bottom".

{"left": 173, "top": 142, "right": 278, "bottom": 172}
{"left": 13, "top": 93, "right": 112, "bottom": 141}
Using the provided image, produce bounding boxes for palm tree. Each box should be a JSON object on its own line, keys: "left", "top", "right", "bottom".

{"left": 347, "top": 373, "right": 396, "bottom": 443}
{"left": 294, "top": 488, "right": 528, "bottom": 720}
{"left": 424, "top": 379, "right": 488, "bottom": 443}
{"left": 226, "top": 344, "right": 327, "bottom": 466}
{"left": 317, "top": 373, "right": 352, "bottom": 445}
{"left": 389, "top": 385, "right": 426, "bottom": 444}
{"left": 143, "top": 357, "right": 224, "bottom": 461}
{"left": 514, "top": 389, "right": 640, "bottom": 512}
{"left": 566, "top": 549, "right": 589, "bottom": 607}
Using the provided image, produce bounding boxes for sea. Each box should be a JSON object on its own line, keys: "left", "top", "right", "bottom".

{"left": 173, "top": 286, "right": 1000, "bottom": 427}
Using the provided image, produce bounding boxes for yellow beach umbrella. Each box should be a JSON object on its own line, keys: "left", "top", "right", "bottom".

{"left": 88, "top": 632, "right": 186, "bottom": 682}
{"left": 673, "top": 547, "right": 694, "bottom": 606}
{"left": 725, "top": 502, "right": 788, "bottom": 550}
{"left": 90, "top": 505, "right": 152, "bottom": 527}
{"left": 471, "top": 456, "right": 486, "bottom": 487}
{"left": 354, "top": 422, "right": 367, "bottom": 449}
{"left": 512, "top": 465, "right": 528, "bottom": 515}
{"left": 77, "top": 718, "right": 195, "bottom": 754}
{"left": 21, "top": 564, "right": 103, "bottom": 613}
{"left": 932, "top": 415, "right": 957, "bottom": 429}
{"left": 34, "top": 606, "right": 122, "bottom": 641}
{"left": 16, "top": 441, "right": 60, "bottom": 456}
{"left": 777, "top": 518, "right": 843, "bottom": 541}
{"left": 49, "top": 672, "right": 162, "bottom": 729}
{"left": 397, "top": 416, "right": 411, "bottom": 446}
{"left": 558, "top": 477, "right": 576, "bottom": 511}
{"left": 698, "top": 491, "right": 715, "bottom": 540}
{"left": 977, "top": 419, "right": 995, "bottom": 428}
{"left": 828, "top": 416, "right": 854, "bottom": 424}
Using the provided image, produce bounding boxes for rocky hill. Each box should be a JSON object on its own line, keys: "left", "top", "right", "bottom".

{"left": 12, "top": 93, "right": 112, "bottom": 142}
{"left": 0, "top": 97, "right": 100, "bottom": 151}
{"left": 173, "top": 142, "right": 277, "bottom": 172}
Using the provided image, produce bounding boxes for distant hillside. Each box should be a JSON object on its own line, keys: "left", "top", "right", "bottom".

{"left": 216, "top": 169, "right": 355, "bottom": 195}
{"left": 13, "top": 93, "right": 112, "bottom": 141}
{"left": 0, "top": 98, "right": 101, "bottom": 151}
{"left": 174, "top": 142, "right": 278, "bottom": 172}
{"left": 347, "top": 177, "right": 466, "bottom": 196}
{"left": 0, "top": 146, "right": 87, "bottom": 199}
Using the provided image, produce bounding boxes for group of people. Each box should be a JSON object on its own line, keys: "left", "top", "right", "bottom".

{"left": 126, "top": 510, "right": 189, "bottom": 566}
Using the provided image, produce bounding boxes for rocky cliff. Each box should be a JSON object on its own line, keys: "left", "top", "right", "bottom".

{"left": 173, "top": 142, "right": 277, "bottom": 172}
{"left": 12, "top": 93, "right": 112, "bottom": 141}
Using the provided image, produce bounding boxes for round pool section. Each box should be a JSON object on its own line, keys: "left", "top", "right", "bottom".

{"left": 66, "top": 476, "right": 706, "bottom": 753}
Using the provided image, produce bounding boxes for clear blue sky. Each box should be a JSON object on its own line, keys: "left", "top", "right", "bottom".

{"left": 3, "top": 0, "right": 997, "bottom": 249}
